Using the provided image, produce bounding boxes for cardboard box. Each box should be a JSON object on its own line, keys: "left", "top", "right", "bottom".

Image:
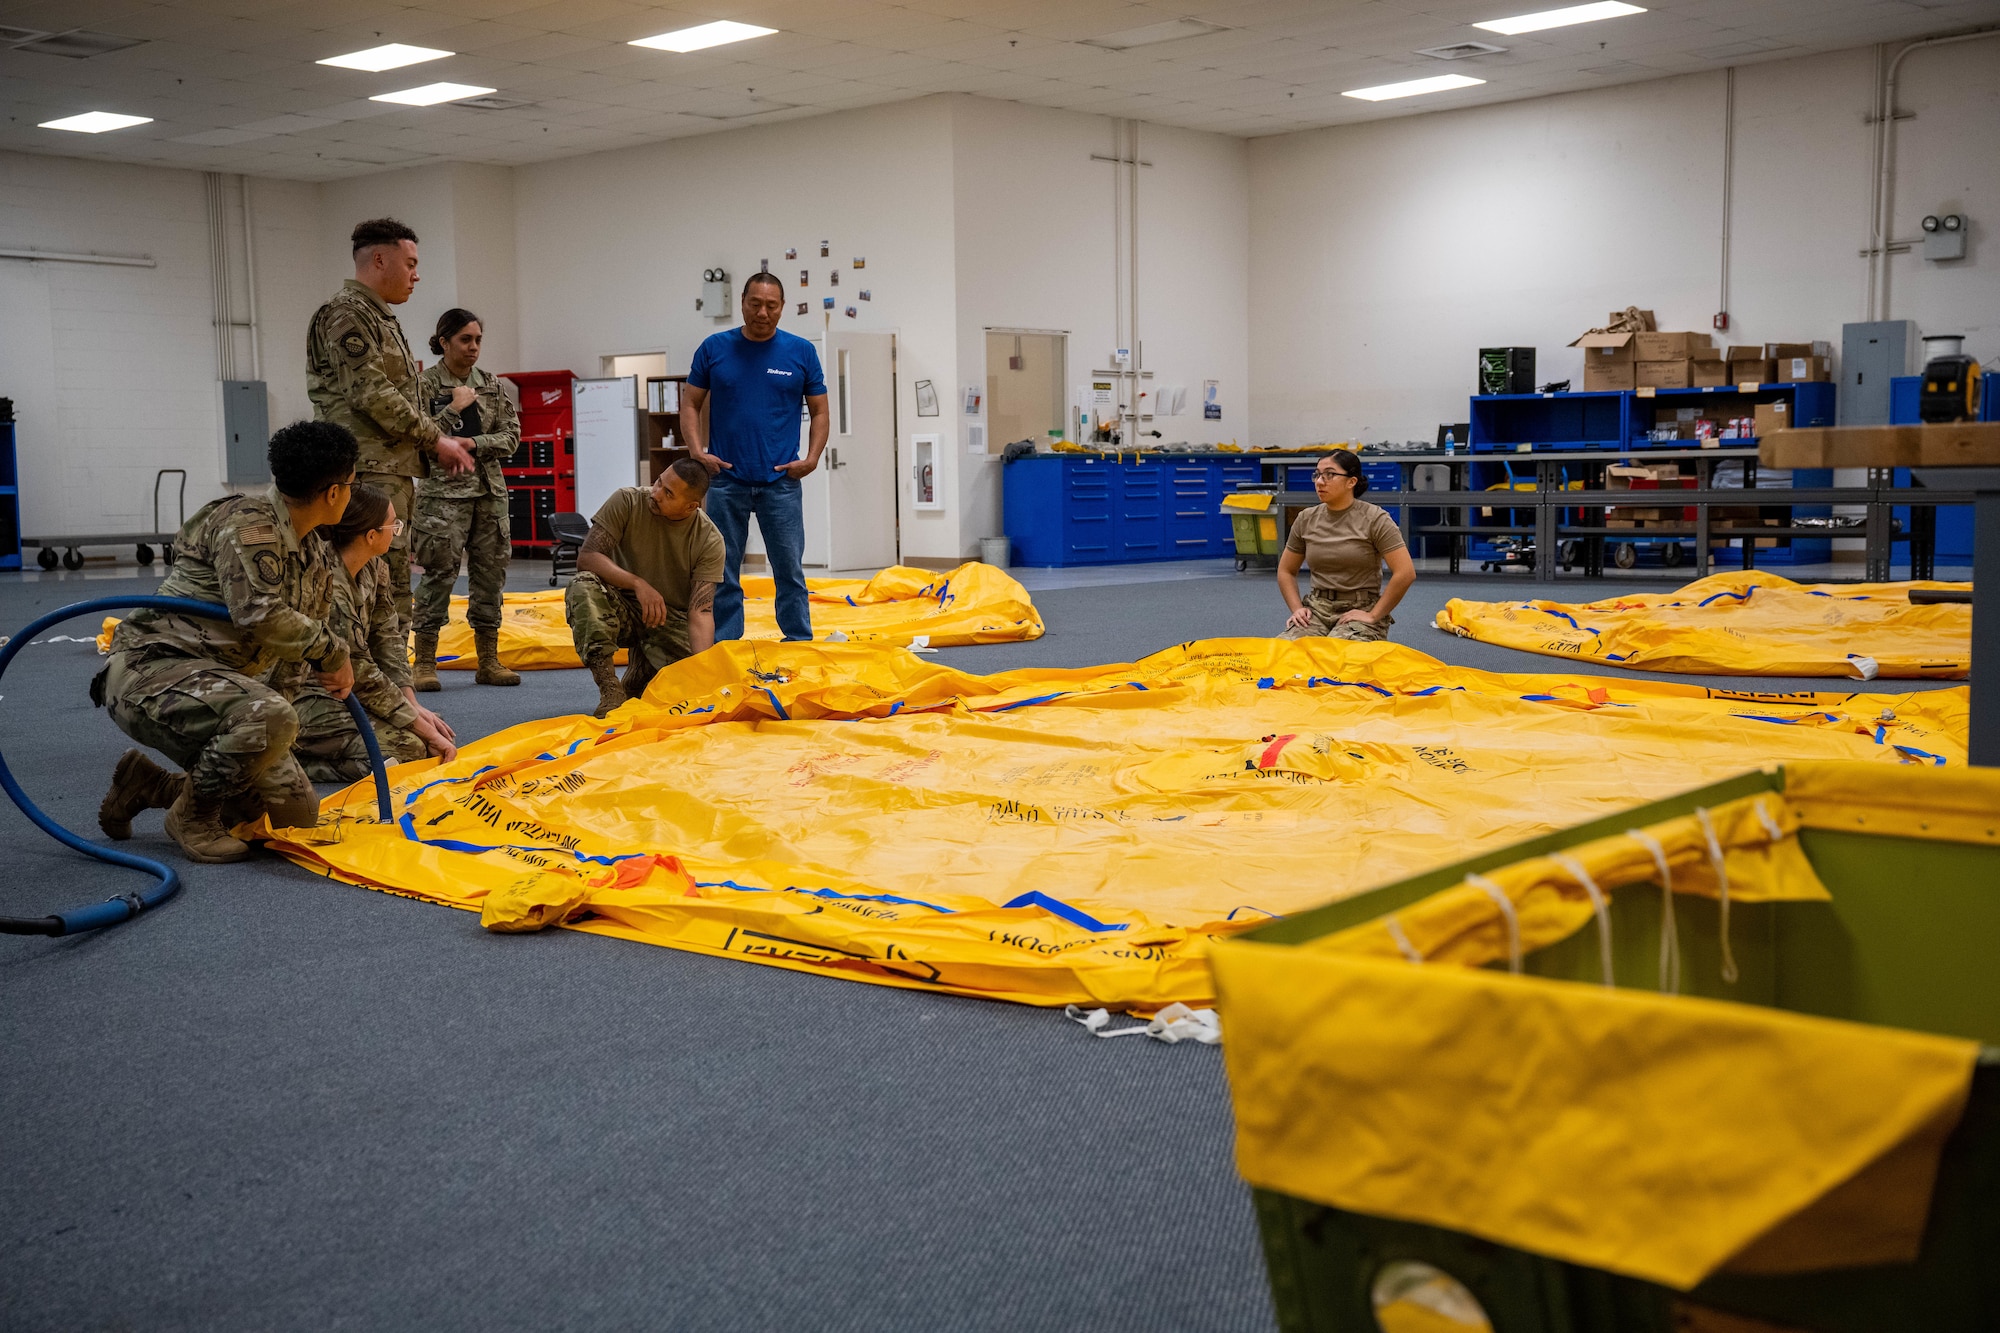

{"left": 1691, "top": 356, "right": 1729, "bottom": 387}
{"left": 1776, "top": 355, "right": 1830, "bottom": 383}
{"left": 1763, "top": 341, "right": 1833, "bottom": 361}
{"left": 1636, "top": 359, "right": 1693, "bottom": 389}
{"left": 1583, "top": 360, "right": 1636, "bottom": 391}
{"left": 1611, "top": 309, "right": 1657, "bottom": 331}
{"left": 1606, "top": 463, "right": 1688, "bottom": 488}
{"left": 1633, "top": 331, "right": 1712, "bottom": 360}
{"left": 1572, "top": 330, "right": 1636, "bottom": 361}
{"left": 1725, "top": 345, "right": 1765, "bottom": 363}
{"left": 1753, "top": 401, "right": 1791, "bottom": 438}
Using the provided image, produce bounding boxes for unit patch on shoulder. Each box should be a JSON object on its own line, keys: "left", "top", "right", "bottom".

{"left": 340, "top": 331, "right": 368, "bottom": 359}
{"left": 252, "top": 549, "right": 282, "bottom": 585}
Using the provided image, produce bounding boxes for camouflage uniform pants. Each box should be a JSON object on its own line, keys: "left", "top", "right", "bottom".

{"left": 359, "top": 471, "right": 418, "bottom": 636}
{"left": 1279, "top": 589, "right": 1393, "bottom": 642}
{"left": 101, "top": 651, "right": 312, "bottom": 809}
{"left": 292, "top": 691, "right": 427, "bottom": 784}
{"left": 411, "top": 490, "right": 511, "bottom": 636}
{"left": 565, "top": 572, "right": 691, "bottom": 689}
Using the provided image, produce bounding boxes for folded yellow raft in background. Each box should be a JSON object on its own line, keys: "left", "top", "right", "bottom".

{"left": 432, "top": 561, "right": 1043, "bottom": 669}
{"left": 270, "top": 638, "right": 1967, "bottom": 1011}
{"left": 1435, "top": 571, "right": 1970, "bottom": 678}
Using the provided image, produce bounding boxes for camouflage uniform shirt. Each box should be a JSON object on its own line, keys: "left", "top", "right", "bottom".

{"left": 108, "top": 484, "right": 350, "bottom": 689}
{"left": 302, "top": 554, "right": 418, "bottom": 730}
{"left": 306, "top": 278, "right": 441, "bottom": 478}
{"left": 416, "top": 363, "right": 518, "bottom": 500}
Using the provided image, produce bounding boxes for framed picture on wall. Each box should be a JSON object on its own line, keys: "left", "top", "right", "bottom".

{"left": 914, "top": 380, "right": 939, "bottom": 417}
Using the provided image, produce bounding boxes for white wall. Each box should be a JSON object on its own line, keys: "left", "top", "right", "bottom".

{"left": 1, "top": 152, "right": 230, "bottom": 539}
{"left": 1248, "top": 43, "right": 2000, "bottom": 448}
{"left": 949, "top": 98, "right": 1251, "bottom": 551}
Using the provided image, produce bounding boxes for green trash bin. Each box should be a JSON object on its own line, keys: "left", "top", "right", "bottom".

{"left": 1215, "top": 762, "right": 2000, "bottom": 1333}
{"left": 1227, "top": 505, "right": 1284, "bottom": 570}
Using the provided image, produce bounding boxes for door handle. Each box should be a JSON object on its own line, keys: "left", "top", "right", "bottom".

{"left": 829, "top": 447, "right": 842, "bottom": 469}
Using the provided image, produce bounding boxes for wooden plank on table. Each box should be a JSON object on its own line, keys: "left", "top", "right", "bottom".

{"left": 1761, "top": 422, "right": 2000, "bottom": 469}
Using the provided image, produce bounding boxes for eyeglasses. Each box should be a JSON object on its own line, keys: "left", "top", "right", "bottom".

{"left": 1313, "top": 469, "right": 1355, "bottom": 481}
{"left": 376, "top": 519, "right": 406, "bottom": 536}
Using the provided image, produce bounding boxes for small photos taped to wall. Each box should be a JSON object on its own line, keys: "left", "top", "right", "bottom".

{"left": 830, "top": 271, "right": 838, "bottom": 287}
{"left": 796, "top": 302, "right": 808, "bottom": 315}
{"left": 859, "top": 290, "right": 871, "bottom": 301}
{"left": 820, "top": 241, "right": 829, "bottom": 257}
{"left": 785, "top": 247, "right": 797, "bottom": 260}
{"left": 845, "top": 306, "right": 857, "bottom": 319}
{"left": 823, "top": 296, "right": 835, "bottom": 309}
{"left": 799, "top": 269, "right": 809, "bottom": 287}
{"left": 853, "top": 257, "right": 865, "bottom": 269}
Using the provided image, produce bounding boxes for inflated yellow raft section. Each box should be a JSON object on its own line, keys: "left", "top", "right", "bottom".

{"left": 433, "top": 561, "right": 1043, "bottom": 669}
{"left": 1434, "top": 571, "right": 1970, "bottom": 679}
{"left": 272, "top": 638, "right": 1967, "bottom": 1010}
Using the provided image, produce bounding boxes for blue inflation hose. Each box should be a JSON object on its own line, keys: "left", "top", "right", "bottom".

{"left": 0, "top": 595, "right": 393, "bottom": 937}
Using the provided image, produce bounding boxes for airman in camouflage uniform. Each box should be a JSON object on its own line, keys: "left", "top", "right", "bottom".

{"left": 94, "top": 425, "right": 357, "bottom": 863}
{"left": 412, "top": 354, "right": 520, "bottom": 688}
{"left": 293, "top": 551, "right": 428, "bottom": 782}
{"left": 306, "top": 218, "right": 473, "bottom": 637}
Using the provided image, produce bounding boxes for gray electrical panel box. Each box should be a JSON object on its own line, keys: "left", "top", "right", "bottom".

{"left": 1837, "top": 321, "right": 1915, "bottom": 426}
{"left": 222, "top": 380, "right": 270, "bottom": 484}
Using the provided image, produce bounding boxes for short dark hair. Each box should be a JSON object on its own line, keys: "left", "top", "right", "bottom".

{"left": 322, "top": 482, "right": 392, "bottom": 550}
{"left": 429, "top": 307, "right": 481, "bottom": 356}
{"left": 743, "top": 270, "right": 784, "bottom": 302}
{"left": 351, "top": 217, "right": 418, "bottom": 256}
{"left": 269, "top": 420, "right": 359, "bottom": 500}
{"left": 1328, "top": 447, "right": 1368, "bottom": 497}
{"left": 665, "top": 456, "right": 711, "bottom": 496}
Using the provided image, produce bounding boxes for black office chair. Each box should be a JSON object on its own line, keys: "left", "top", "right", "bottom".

{"left": 548, "top": 511, "right": 589, "bottom": 587}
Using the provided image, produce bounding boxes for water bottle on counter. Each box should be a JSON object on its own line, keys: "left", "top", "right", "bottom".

{"left": 1443, "top": 429, "right": 1456, "bottom": 455}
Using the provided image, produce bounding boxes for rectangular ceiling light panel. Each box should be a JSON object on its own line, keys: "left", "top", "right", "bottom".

{"left": 370, "top": 82, "right": 497, "bottom": 107}
{"left": 1475, "top": 3, "right": 1645, "bottom": 36}
{"left": 1081, "top": 18, "right": 1228, "bottom": 50}
{"left": 318, "top": 44, "right": 454, "bottom": 72}
{"left": 1341, "top": 73, "right": 1484, "bottom": 102}
{"left": 629, "top": 21, "right": 778, "bottom": 53}
{"left": 39, "top": 110, "right": 153, "bottom": 132}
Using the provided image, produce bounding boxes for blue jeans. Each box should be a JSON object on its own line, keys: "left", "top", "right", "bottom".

{"left": 705, "top": 475, "right": 812, "bottom": 641}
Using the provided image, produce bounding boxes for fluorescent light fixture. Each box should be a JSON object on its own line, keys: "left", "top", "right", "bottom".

{"left": 39, "top": 110, "right": 152, "bottom": 133}
{"left": 317, "top": 43, "right": 453, "bottom": 72}
{"left": 629, "top": 20, "right": 777, "bottom": 53}
{"left": 1341, "top": 73, "right": 1485, "bottom": 102}
{"left": 370, "top": 82, "right": 497, "bottom": 107}
{"left": 1081, "top": 18, "right": 1229, "bottom": 50}
{"left": 1475, "top": 2, "right": 1645, "bottom": 36}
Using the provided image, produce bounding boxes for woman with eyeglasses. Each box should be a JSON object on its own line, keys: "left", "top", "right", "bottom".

{"left": 291, "top": 483, "right": 458, "bottom": 781}
{"left": 1277, "top": 448, "right": 1415, "bottom": 642}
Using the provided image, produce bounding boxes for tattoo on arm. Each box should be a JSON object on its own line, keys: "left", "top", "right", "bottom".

{"left": 579, "top": 524, "right": 618, "bottom": 559}
{"left": 690, "top": 582, "right": 716, "bottom": 614}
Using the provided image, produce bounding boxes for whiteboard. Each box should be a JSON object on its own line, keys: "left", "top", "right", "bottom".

{"left": 572, "top": 377, "right": 639, "bottom": 518}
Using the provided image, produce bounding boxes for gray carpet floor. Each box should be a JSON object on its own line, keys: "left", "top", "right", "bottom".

{"left": 0, "top": 558, "right": 1955, "bottom": 1332}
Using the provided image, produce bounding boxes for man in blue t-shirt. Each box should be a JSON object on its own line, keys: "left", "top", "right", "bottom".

{"left": 682, "top": 272, "right": 828, "bottom": 642}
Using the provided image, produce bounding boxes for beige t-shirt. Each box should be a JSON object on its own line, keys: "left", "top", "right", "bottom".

{"left": 1285, "top": 500, "right": 1405, "bottom": 599}
{"left": 586, "top": 488, "right": 726, "bottom": 613}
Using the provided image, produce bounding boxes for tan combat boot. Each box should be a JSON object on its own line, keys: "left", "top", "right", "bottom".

{"left": 474, "top": 628, "right": 520, "bottom": 687}
{"left": 163, "top": 788, "right": 253, "bottom": 863}
{"left": 411, "top": 629, "right": 441, "bottom": 693}
{"left": 620, "top": 653, "right": 654, "bottom": 702}
{"left": 98, "top": 749, "right": 187, "bottom": 840}
{"left": 587, "top": 655, "right": 627, "bottom": 718}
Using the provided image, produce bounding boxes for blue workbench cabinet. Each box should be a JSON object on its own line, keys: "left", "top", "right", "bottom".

{"left": 1004, "top": 455, "right": 1259, "bottom": 566}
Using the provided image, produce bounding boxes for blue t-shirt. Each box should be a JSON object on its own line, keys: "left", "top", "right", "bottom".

{"left": 686, "top": 328, "right": 826, "bottom": 485}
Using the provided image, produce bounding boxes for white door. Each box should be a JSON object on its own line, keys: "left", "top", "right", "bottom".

{"left": 821, "top": 331, "right": 898, "bottom": 570}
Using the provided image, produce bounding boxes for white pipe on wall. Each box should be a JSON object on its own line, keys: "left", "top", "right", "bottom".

{"left": 239, "top": 174, "right": 261, "bottom": 382}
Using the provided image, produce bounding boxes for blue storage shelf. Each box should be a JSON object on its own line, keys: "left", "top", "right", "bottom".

{"left": 1469, "top": 392, "right": 1630, "bottom": 453}
{"left": 1888, "top": 374, "right": 1980, "bottom": 563}
{"left": 0, "top": 422, "right": 18, "bottom": 570}
{"left": 1004, "top": 454, "right": 1289, "bottom": 567}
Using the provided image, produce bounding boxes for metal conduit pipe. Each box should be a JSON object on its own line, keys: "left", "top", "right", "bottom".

{"left": 1867, "top": 26, "right": 2000, "bottom": 320}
